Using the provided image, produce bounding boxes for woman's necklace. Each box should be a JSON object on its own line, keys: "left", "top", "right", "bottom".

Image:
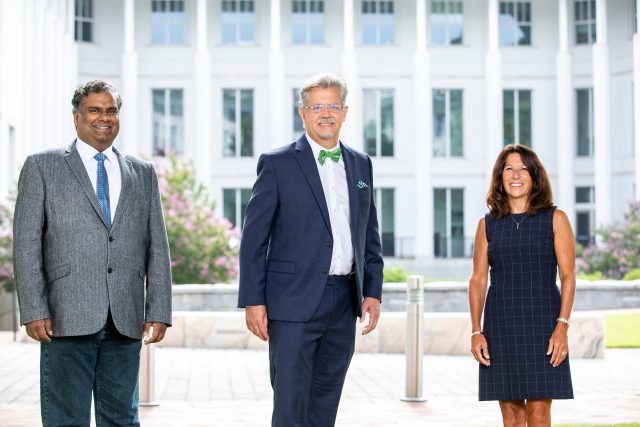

{"left": 511, "top": 213, "right": 527, "bottom": 230}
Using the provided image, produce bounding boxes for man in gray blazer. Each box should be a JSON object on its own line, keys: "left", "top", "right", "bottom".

{"left": 13, "top": 80, "right": 172, "bottom": 426}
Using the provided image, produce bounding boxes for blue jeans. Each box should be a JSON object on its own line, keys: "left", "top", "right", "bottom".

{"left": 40, "top": 314, "right": 142, "bottom": 427}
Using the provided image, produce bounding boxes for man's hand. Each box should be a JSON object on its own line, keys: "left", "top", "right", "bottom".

{"left": 359, "top": 297, "right": 380, "bottom": 335}
{"left": 246, "top": 305, "right": 269, "bottom": 341}
{"left": 143, "top": 322, "right": 168, "bottom": 345}
{"left": 25, "top": 319, "right": 53, "bottom": 343}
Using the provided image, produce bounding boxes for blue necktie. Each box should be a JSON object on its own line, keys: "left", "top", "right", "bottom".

{"left": 94, "top": 152, "right": 112, "bottom": 229}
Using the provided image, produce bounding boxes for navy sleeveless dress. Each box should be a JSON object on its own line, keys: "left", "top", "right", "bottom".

{"left": 479, "top": 207, "right": 573, "bottom": 401}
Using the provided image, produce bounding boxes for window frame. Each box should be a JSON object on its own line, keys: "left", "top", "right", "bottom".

{"left": 576, "top": 87, "right": 594, "bottom": 157}
{"left": 498, "top": 0, "right": 531, "bottom": 46}
{"left": 222, "top": 88, "right": 254, "bottom": 158}
{"left": 363, "top": 88, "right": 395, "bottom": 158}
{"left": 291, "top": 0, "right": 326, "bottom": 45}
{"left": 374, "top": 187, "right": 395, "bottom": 257}
{"left": 151, "top": 0, "right": 186, "bottom": 45}
{"left": 223, "top": 188, "right": 252, "bottom": 229}
{"left": 432, "top": 88, "right": 464, "bottom": 158}
{"left": 503, "top": 89, "right": 532, "bottom": 147}
{"left": 74, "top": 0, "right": 93, "bottom": 43}
{"left": 221, "top": 0, "right": 256, "bottom": 45}
{"left": 361, "top": 0, "right": 395, "bottom": 46}
{"left": 152, "top": 88, "right": 185, "bottom": 157}
{"left": 429, "top": 0, "right": 464, "bottom": 46}
{"left": 574, "top": 0, "right": 596, "bottom": 45}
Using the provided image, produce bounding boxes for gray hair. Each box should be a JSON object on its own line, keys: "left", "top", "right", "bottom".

{"left": 71, "top": 80, "right": 122, "bottom": 113}
{"left": 298, "top": 73, "right": 348, "bottom": 107}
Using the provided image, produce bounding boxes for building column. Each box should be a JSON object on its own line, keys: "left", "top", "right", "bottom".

{"left": 634, "top": 0, "right": 640, "bottom": 200}
{"left": 121, "top": 0, "right": 138, "bottom": 155}
{"left": 195, "top": 0, "right": 212, "bottom": 184}
{"left": 484, "top": 0, "right": 502, "bottom": 185}
{"left": 341, "top": 0, "right": 361, "bottom": 149}
{"left": 65, "top": 0, "right": 78, "bottom": 142}
{"left": 592, "top": 0, "right": 611, "bottom": 228}
{"left": 556, "top": 0, "right": 575, "bottom": 230}
{"left": 414, "top": 0, "right": 432, "bottom": 257}
{"left": 269, "top": 0, "right": 285, "bottom": 149}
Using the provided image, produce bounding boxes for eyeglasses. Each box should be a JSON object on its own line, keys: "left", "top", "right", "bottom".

{"left": 303, "top": 104, "right": 345, "bottom": 114}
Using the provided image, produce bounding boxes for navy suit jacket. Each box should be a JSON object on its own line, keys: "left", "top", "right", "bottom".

{"left": 238, "top": 135, "right": 384, "bottom": 322}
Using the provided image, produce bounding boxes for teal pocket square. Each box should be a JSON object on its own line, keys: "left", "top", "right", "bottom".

{"left": 357, "top": 180, "right": 368, "bottom": 189}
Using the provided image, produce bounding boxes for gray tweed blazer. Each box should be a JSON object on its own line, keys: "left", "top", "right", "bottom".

{"left": 13, "top": 141, "right": 172, "bottom": 339}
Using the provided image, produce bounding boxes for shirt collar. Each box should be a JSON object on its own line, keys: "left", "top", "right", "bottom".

{"left": 305, "top": 133, "right": 341, "bottom": 165}
{"left": 76, "top": 138, "right": 116, "bottom": 163}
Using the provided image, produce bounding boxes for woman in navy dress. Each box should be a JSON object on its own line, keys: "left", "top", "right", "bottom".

{"left": 468, "top": 145, "right": 575, "bottom": 427}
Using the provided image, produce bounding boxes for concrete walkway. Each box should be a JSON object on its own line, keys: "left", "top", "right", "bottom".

{"left": 0, "top": 334, "right": 639, "bottom": 426}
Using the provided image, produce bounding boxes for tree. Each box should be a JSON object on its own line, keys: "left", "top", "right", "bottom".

{"left": 157, "top": 155, "right": 241, "bottom": 284}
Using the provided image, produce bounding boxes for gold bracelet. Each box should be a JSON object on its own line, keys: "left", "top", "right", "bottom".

{"left": 557, "top": 317, "right": 571, "bottom": 326}
{"left": 471, "top": 331, "right": 483, "bottom": 337}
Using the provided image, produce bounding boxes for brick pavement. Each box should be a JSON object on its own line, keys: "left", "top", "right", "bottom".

{"left": 0, "top": 337, "right": 639, "bottom": 426}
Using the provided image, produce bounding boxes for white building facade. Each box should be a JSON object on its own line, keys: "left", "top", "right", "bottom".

{"left": 2, "top": 0, "right": 640, "bottom": 259}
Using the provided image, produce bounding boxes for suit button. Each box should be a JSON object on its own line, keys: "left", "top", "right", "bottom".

{"left": 107, "top": 267, "right": 113, "bottom": 274}
{"left": 326, "top": 242, "right": 332, "bottom": 247}
{"left": 321, "top": 268, "right": 328, "bottom": 274}
{"left": 109, "top": 236, "right": 114, "bottom": 242}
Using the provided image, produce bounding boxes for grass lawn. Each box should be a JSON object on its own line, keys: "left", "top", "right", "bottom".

{"left": 555, "top": 424, "right": 640, "bottom": 427}
{"left": 605, "top": 313, "right": 640, "bottom": 348}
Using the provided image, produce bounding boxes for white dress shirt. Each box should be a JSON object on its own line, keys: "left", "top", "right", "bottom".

{"left": 76, "top": 138, "right": 122, "bottom": 222}
{"left": 306, "top": 134, "right": 354, "bottom": 275}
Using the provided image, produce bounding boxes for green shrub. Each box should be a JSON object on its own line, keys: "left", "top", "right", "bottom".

{"left": 623, "top": 268, "right": 640, "bottom": 281}
{"left": 576, "top": 271, "right": 602, "bottom": 281}
{"left": 383, "top": 267, "right": 412, "bottom": 283}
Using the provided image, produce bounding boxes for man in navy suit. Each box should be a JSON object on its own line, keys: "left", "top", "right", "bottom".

{"left": 239, "top": 73, "right": 384, "bottom": 426}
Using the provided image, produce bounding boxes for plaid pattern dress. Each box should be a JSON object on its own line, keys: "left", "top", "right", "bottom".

{"left": 479, "top": 207, "right": 574, "bottom": 401}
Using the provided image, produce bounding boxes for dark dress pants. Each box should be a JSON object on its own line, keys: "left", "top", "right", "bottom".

{"left": 40, "top": 312, "right": 142, "bottom": 427}
{"left": 268, "top": 274, "right": 357, "bottom": 427}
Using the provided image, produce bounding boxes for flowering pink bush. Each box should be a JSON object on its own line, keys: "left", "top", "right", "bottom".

{"left": 579, "top": 201, "right": 640, "bottom": 279}
{"left": 0, "top": 201, "right": 13, "bottom": 292}
{"left": 156, "top": 155, "right": 240, "bottom": 284}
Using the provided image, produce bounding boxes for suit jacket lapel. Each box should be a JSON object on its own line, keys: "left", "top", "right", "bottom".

{"left": 294, "top": 135, "right": 332, "bottom": 234}
{"left": 64, "top": 140, "right": 110, "bottom": 229}
{"left": 340, "top": 142, "right": 359, "bottom": 244}
{"left": 111, "top": 147, "right": 132, "bottom": 230}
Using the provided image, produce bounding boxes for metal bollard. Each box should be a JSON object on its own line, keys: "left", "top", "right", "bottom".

{"left": 139, "top": 343, "right": 159, "bottom": 406}
{"left": 402, "top": 275, "right": 426, "bottom": 402}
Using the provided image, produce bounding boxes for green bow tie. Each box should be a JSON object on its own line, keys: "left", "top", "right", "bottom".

{"left": 318, "top": 147, "right": 341, "bottom": 165}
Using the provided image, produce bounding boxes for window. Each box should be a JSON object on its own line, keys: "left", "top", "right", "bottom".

{"left": 362, "top": 1, "right": 394, "bottom": 45}
{"left": 223, "top": 188, "right": 252, "bottom": 229}
{"left": 152, "top": 89, "right": 184, "bottom": 157}
{"left": 430, "top": 1, "right": 463, "bottom": 45}
{"left": 293, "top": 88, "right": 305, "bottom": 135}
{"left": 74, "top": 0, "right": 93, "bottom": 42}
{"left": 292, "top": 0, "right": 325, "bottom": 44}
{"left": 574, "top": 0, "right": 596, "bottom": 44}
{"left": 503, "top": 90, "right": 531, "bottom": 147}
{"left": 223, "top": 89, "right": 254, "bottom": 157}
{"left": 575, "top": 186, "right": 595, "bottom": 247}
{"left": 576, "top": 88, "right": 593, "bottom": 157}
{"left": 363, "top": 89, "right": 394, "bottom": 157}
{"left": 434, "top": 188, "right": 465, "bottom": 258}
{"left": 151, "top": 0, "right": 185, "bottom": 44}
{"left": 374, "top": 188, "right": 395, "bottom": 256}
{"left": 433, "top": 89, "right": 463, "bottom": 157}
{"left": 499, "top": 1, "right": 531, "bottom": 46}
{"left": 222, "top": 0, "right": 255, "bottom": 44}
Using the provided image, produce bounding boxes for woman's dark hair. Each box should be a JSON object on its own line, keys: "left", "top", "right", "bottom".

{"left": 486, "top": 144, "right": 553, "bottom": 219}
